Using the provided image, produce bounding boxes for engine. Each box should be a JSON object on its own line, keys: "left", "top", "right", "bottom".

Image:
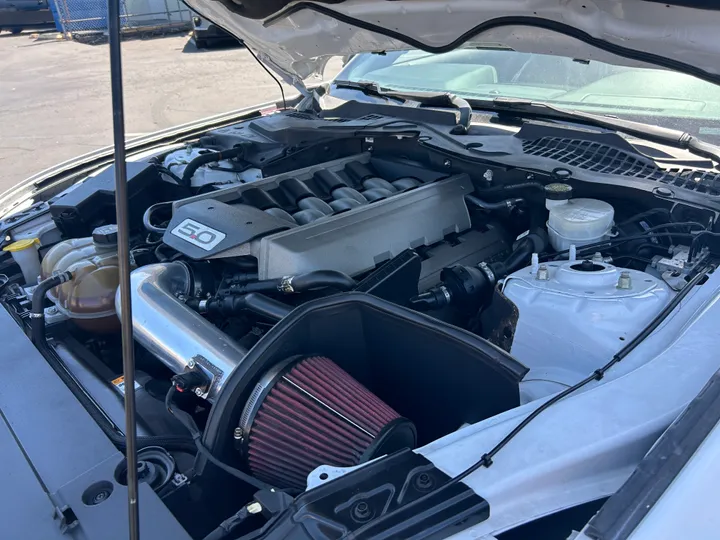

{"left": 1, "top": 109, "right": 716, "bottom": 539}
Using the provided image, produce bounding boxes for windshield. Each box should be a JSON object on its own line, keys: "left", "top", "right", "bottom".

{"left": 334, "top": 49, "right": 720, "bottom": 142}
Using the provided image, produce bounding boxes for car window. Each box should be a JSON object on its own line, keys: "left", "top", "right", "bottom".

{"left": 335, "top": 49, "right": 720, "bottom": 142}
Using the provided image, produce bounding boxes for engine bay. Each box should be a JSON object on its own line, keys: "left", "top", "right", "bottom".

{"left": 1, "top": 104, "right": 718, "bottom": 539}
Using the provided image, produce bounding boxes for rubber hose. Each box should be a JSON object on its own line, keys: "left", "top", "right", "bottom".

{"left": 235, "top": 270, "right": 357, "bottom": 294}
{"left": 474, "top": 183, "right": 547, "bottom": 232}
{"left": 283, "top": 270, "right": 357, "bottom": 292}
{"left": 490, "top": 230, "right": 548, "bottom": 278}
{"left": 205, "top": 293, "right": 292, "bottom": 321}
{"left": 181, "top": 146, "right": 246, "bottom": 187}
{"left": 465, "top": 195, "right": 525, "bottom": 212}
{"left": 232, "top": 280, "right": 281, "bottom": 294}
{"left": 499, "top": 237, "right": 535, "bottom": 275}
{"left": 143, "top": 201, "right": 173, "bottom": 234}
{"left": 477, "top": 182, "right": 546, "bottom": 194}
{"left": 31, "top": 272, "right": 73, "bottom": 346}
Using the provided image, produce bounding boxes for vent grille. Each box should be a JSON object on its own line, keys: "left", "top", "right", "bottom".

{"left": 285, "top": 112, "right": 383, "bottom": 123}
{"left": 284, "top": 112, "right": 314, "bottom": 120}
{"left": 359, "top": 113, "right": 384, "bottom": 120}
{"left": 522, "top": 137, "right": 720, "bottom": 196}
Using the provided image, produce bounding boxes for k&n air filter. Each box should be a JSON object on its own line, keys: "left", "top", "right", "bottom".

{"left": 238, "top": 355, "right": 416, "bottom": 490}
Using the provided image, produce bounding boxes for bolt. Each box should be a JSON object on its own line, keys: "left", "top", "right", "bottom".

{"left": 92, "top": 490, "right": 110, "bottom": 504}
{"left": 443, "top": 159, "right": 452, "bottom": 168}
{"left": 172, "top": 473, "right": 188, "bottom": 487}
{"left": 592, "top": 252, "right": 604, "bottom": 263}
{"left": 536, "top": 264, "right": 550, "bottom": 281}
{"left": 414, "top": 472, "right": 434, "bottom": 491}
{"left": 483, "top": 169, "right": 494, "bottom": 183}
{"left": 233, "top": 427, "right": 243, "bottom": 440}
{"left": 617, "top": 271, "right": 632, "bottom": 290}
{"left": 526, "top": 173, "right": 535, "bottom": 181}
{"left": 194, "top": 387, "right": 204, "bottom": 397}
{"left": 46, "top": 306, "right": 58, "bottom": 315}
{"left": 351, "top": 501, "right": 373, "bottom": 522}
{"left": 187, "top": 359, "right": 196, "bottom": 368}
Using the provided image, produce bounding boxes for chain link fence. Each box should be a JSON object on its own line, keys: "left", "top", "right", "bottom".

{"left": 50, "top": 0, "right": 191, "bottom": 36}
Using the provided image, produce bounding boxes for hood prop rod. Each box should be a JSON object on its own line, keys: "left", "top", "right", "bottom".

{"left": 107, "top": 1, "right": 140, "bottom": 538}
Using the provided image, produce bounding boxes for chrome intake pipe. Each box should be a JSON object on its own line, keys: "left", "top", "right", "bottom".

{"left": 116, "top": 262, "right": 248, "bottom": 401}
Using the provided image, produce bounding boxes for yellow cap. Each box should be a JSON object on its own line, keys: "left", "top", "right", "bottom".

{"left": 3, "top": 238, "right": 39, "bottom": 252}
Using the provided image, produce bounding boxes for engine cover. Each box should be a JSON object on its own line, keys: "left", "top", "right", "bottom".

{"left": 502, "top": 260, "right": 673, "bottom": 403}
{"left": 165, "top": 155, "right": 473, "bottom": 279}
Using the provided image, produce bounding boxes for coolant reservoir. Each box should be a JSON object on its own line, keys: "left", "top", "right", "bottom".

{"left": 40, "top": 225, "right": 127, "bottom": 331}
{"left": 545, "top": 184, "right": 614, "bottom": 251}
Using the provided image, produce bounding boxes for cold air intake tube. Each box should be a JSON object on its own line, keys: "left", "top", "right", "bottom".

{"left": 117, "top": 262, "right": 249, "bottom": 401}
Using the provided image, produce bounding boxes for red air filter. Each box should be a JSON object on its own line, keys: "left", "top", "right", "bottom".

{"left": 238, "top": 355, "right": 416, "bottom": 490}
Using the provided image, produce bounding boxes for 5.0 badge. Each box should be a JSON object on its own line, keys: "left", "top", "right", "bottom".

{"left": 170, "top": 218, "right": 226, "bottom": 251}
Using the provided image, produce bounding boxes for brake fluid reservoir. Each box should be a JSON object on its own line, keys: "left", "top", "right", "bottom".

{"left": 545, "top": 184, "right": 614, "bottom": 251}
{"left": 40, "top": 225, "right": 127, "bottom": 331}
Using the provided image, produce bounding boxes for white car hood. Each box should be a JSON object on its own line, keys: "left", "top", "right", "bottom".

{"left": 183, "top": 0, "right": 720, "bottom": 91}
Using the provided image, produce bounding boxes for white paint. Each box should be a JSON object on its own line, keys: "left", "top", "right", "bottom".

{"left": 502, "top": 260, "right": 672, "bottom": 402}
{"left": 425, "top": 268, "right": 720, "bottom": 537}
{"left": 180, "top": 0, "right": 720, "bottom": 86}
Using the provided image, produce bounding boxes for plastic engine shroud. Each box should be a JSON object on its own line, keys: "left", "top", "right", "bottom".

{"left": 164, "top": 156, "right": 474, "bottom": 280}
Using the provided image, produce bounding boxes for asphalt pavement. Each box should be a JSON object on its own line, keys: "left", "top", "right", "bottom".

{"left": 0, "top": 32, "right": 312, "bottom": 192}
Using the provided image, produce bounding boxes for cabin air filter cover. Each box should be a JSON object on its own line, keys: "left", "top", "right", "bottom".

{"left": 238, "top": 355, "right": 417, "bottom": 490}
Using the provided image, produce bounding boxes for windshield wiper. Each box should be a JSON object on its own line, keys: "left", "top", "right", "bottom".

{"left": 478, "top": 97, "right": 720, "bottom": 164}
{"left": 331, "top": 80, "right": 472, "bottom": 132}
{"left": 332, "top": 80, "right": 408, "bottom": 103}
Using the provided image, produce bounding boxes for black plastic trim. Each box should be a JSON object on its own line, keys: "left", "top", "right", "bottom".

{"left": 203, "top": 292, "right": 528, "bottom": 461}
{"left": 252, "top": 449, "right": 489, "bottom": 540}
{"left": 163, "top": 200, "right": 291, "bottom": 259}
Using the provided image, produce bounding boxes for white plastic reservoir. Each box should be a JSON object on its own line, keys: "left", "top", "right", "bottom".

{"left": 547, "top": 198, "right": 614, "bottom": 251}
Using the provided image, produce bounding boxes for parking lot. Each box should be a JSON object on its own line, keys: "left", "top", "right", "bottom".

{"left": 0, "top": 32, "right": 301, "bottom": 191}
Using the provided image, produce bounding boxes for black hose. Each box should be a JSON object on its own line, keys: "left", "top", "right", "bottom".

{"left": 202, "top": 507, "right": 251, "bottom": 540}
{"left": 477, "top": 181, "right": 546, "bottom": 194}
{"left": 231, "top": 280, "right": 281, "bottom": 294}
{"left": 202, "top": 293, "right": 292, "bottom": 321}
{"left": 31, "top": 272, "right": 73, "bottom": 346}
{"left": 501, "top": 237, "right": 536, "bottom": 275}
{"left": 227, "top": 272, "right": 259, "bottom": 283}
{"left": 617, "top": 208, "right": 673, "bottom": 227}
{"left": 465, "top": 195, "right": 525, "bottom": 212}
{"left": 154, "top": 165, "right": 184, "bottom": 186}
{"left": 547, "top": 232, "right": 697, "bottom": 261}
{"left": 490, "top": 228, "right": 548, "bottom": 278}
{"left": 234, "top": 270, "right": 357, "bottom": 294}
{"left": 181, "top": 146, "right": 246, "bottom": 187}
{"left": 287, "top": 270, "right": 357, "bottom": 292}
{"left": 143, "top": 201, "right": 173, "bottom": 234}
